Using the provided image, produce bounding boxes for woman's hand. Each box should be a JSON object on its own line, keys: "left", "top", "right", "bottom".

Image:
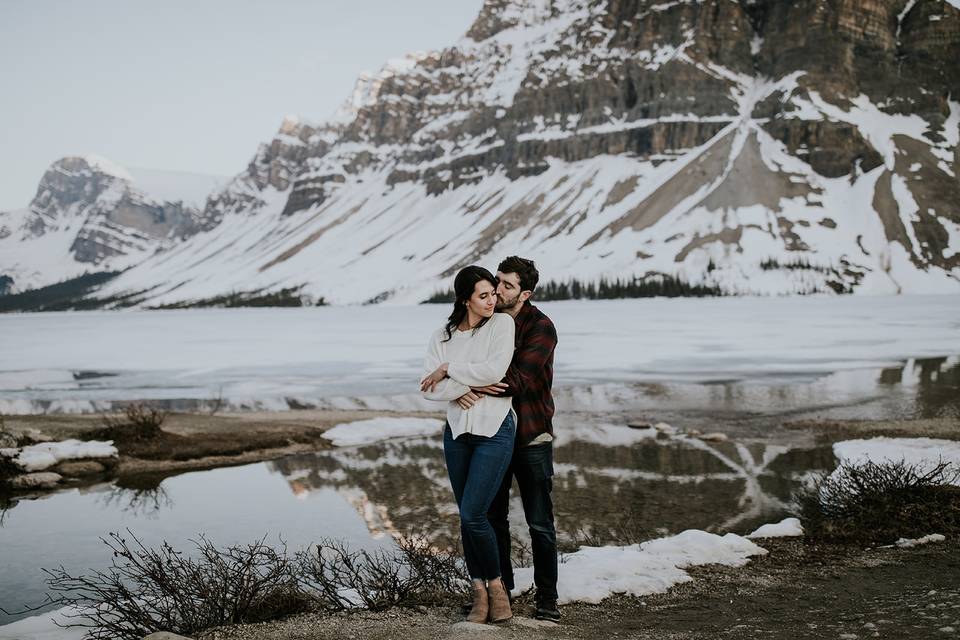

{"left": 456, "top": 390, "right": 482, "bottom": 410}
{"left": 420, "top": 363, "right": 449, "bottom": 392}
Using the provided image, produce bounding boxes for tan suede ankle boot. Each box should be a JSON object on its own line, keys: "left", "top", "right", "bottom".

{"left": 487, "top": 578, "right": 513, "bottom": 623}
{"left": 466, "top": 580, "right": 489, "bottom": 623}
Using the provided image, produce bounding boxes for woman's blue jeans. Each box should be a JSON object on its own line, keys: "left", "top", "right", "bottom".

{"left": 443, "top": 412, "right": 516, "bottom": 580}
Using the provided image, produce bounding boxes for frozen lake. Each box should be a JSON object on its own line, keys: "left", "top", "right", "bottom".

{"left": 1, "top": 295, "right": 959, "bottom": 415}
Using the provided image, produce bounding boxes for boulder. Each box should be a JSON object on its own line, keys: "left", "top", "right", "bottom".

{"left": 56, "top": 460, "right": 107, "bottom": 476}
{"left": 10, "top": 472, "right": 62, "bottom": 489}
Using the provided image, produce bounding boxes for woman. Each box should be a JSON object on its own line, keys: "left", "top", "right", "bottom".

{"left": 420, "top": 265, "right": 516, "bottom": 624}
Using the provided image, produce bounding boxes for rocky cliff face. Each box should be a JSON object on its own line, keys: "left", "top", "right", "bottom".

{"left": 0, "top": 156, "right": 218, "bottom": 293}
{"left": 9, "top": 0, "right": 960, "bottom": 305}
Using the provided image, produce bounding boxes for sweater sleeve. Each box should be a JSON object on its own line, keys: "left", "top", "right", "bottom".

{"left": 446, "top": 315, "right": 516, "bottom": 387}
{"left": 421, "top": 328, "right": 471, "bottom": 402}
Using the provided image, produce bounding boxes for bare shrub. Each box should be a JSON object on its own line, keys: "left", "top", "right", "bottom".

{"left": 0, "top": 454, "right": 19, "bottom": 482}
{"left": 795, "top": 459, "right": 960, "bottom": 543}
{"left": 297, "top": 537, "right": 469, "bottom": 612}
{"left": 11, "top": 533, "right": 469, "bottom": 639}
{"left": 89, "top": 404, "right": 168, "bottom": 442}
{"left": 208, "top": 387, "right": 225, "bottom": 416}
{"left": 38, "top": 531, "right": 308, "bottom": 640}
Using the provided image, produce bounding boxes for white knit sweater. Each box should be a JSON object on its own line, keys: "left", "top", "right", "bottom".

{"left": 421, "top": 312, "right": 516, "bottom": 439}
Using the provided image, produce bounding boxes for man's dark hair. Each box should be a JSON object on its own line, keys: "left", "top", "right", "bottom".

{"left": 497, "top": 256, "right": 539, "bottom": 292}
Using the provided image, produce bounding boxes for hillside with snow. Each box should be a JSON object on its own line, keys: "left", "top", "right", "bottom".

{"left": 3, "top": 0, "right": 959, "bottom": 306}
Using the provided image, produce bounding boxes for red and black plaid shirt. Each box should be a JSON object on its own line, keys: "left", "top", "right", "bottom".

{"left": 500, "top": 302, "right": 557, "bottom": 446}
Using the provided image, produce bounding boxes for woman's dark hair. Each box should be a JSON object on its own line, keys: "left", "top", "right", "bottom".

{"left": 443, "top": 265, "right": 498, "bottom": 341}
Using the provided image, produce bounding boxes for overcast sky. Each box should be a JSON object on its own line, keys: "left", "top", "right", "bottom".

{"left": 0, "top": 0, "right": 483, "bottom": 210}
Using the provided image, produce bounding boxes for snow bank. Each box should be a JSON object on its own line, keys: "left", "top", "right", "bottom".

{"left": 13, "top": 439, "right": 117, "bottom": 472}
{"left": 0, "top": 605, "right": 89, "bottom": 640}
{"left": 512, "top": 529, "right": 766, "bottom": 604}
{"left": 832, "top": 437, "right": 960, "bottom": 485}
{"left": 321, "top": 417, "right": 443, "bottom": 447}
{"left": 747, "top": 517, "right": 804, "bottom": 539}
{"left": 893, "top": 533, "right": 946, "bottom": 548}
{"left": 562, "top": 422, "right": 659, "bottom": 446}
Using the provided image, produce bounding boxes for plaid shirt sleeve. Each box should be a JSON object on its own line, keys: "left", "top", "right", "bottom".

{"left": 499, "top": 313, "right": 557, "bottom": 397}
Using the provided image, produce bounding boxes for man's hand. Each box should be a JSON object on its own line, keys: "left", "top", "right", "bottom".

{"left": 420, "top": 363, "right": 449, "bottom": 393}
{"left": 471, "top": 382, "right": 509, "bottom": 396}
{"left": 456, "top": 390, "right": 482, "bottom": 410}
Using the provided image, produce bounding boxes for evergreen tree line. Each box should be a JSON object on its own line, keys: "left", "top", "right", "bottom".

{"left": 422, "top": 274, "right": 723, "bottom": 303}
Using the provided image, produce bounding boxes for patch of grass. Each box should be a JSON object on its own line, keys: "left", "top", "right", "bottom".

{"left": 795, "top": 459, "right": 960, "bottom": 543}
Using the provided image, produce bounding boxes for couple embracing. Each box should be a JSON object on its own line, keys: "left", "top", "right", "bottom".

{"left": 420, "top": 256, "right": 559, "bottom": 625}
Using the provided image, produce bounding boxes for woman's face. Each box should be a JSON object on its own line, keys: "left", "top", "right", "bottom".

{"left": 465, "top": 279, "right": 497, "bottom": 320}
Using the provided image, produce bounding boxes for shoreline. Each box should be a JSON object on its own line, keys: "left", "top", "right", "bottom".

{"left": 2, "top": 411, "right": 957, "bottom": 495}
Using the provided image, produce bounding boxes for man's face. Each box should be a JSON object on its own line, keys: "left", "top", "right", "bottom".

{"left": 495, "top": 271, "right": 527, "bottom": 310}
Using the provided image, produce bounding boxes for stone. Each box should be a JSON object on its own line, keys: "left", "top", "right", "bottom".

{"left": 0, "top": 431, "right": 17, "bottom": 448}
{"left": 509, "top": 616, "right": 559, "bottom": 629}
{"left": 55, "top": 460, "right": 107, "bottom": 476}
{"left": 10, "top": 472, "right": 62, "bottom": 490}
{"left": 23, "top": 428, "right": 53, "bottom": 443}
{"left": 449, "top": 621, "right": 499, "bottom": 633}
{"left": 143, "top": 633, "right": 195, "bottom": 640}
{"left": 699, "top": 432, "right": 730, "bottom": 442}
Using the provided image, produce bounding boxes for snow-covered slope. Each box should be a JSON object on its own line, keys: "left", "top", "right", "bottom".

{"left": 7, "top": 0, "right": 960, "bottom": 305}
{"left": 0, "top": 156, "right": 225, "bottom": 294}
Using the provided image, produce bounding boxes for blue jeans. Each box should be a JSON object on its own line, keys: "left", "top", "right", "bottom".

{"left": 488, "top": 440, "right": 558, "bottom": 602}
{"left": 443, "top": 413, "right": 516, "bottom": 580}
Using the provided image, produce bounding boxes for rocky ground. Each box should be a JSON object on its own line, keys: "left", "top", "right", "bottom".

{"left": 195, "top": 538, "right": 959, "bottom": 640}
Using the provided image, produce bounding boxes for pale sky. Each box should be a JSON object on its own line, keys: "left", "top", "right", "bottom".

{"left": 0, "top": 0, "right": 484, "bottom": 210}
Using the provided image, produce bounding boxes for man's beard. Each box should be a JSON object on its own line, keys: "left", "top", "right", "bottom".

{"left": 496, "top": 292, "right": 521, "bottom": 310}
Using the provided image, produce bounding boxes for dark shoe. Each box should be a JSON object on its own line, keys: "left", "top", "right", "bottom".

{"left": 534, "top": 598, "right": 561, "bottom": 622}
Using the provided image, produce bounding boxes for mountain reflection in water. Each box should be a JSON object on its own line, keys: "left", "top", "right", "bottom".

{"left": 266, "top": 423, "right": 837, "bottom": 550}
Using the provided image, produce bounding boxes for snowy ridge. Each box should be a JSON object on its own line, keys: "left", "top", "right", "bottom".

{"left": 0, "top": 157, "right": 224, "bottom": 294}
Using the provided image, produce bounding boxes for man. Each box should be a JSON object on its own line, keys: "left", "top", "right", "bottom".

{"left": 456, "top": 255, "right": 560, "bottom": 622}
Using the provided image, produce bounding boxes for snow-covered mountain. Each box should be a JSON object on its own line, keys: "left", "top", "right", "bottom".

{"left": 5, "top": 0, "right": 960, "bottom": 306}
{"left": 0, "top": 156, "right": 225, "bottom": 294}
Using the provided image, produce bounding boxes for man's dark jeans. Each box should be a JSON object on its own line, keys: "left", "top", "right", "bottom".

{"left": 488, "top": 440, "right": 558, "bottom": 602}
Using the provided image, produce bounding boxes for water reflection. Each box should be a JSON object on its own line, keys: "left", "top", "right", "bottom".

{"left": 266, "top": 425, "right": 836, "bottom": 550}
{"left": 97, "top": 485, "right": 172, "bottom": 518}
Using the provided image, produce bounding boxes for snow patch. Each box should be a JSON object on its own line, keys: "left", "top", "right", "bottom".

{"left": 747, "top": 517, "right": 804, "bottom": 539}
{"left": 322, "top": 417, "right": 443, "bottom": 447}
{"left": 513, "top": 529, "right": 766, "bottom": 604}
{"left": 893, "top": 533, "right": 946, "bottom": 548}
{"left": 12, "top": 439, "right": 117, "bottom": 472}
